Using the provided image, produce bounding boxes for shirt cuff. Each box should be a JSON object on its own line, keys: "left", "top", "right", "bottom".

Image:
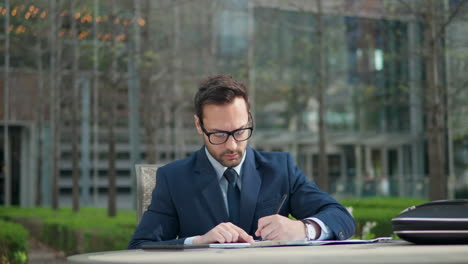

{"left": 306, "top": 217, "right": 332, "bottom": 240}
{"left": 184, "top": 236, "right": 197, "bottom": 245}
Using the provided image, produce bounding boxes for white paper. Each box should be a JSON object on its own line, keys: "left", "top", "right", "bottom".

{"left": 208, "top": 237, "right": 393, "bottom": 248}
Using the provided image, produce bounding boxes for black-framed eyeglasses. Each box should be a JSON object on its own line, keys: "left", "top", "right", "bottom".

{"left": 200, "top": 122, "right": 254, "bottom": 145}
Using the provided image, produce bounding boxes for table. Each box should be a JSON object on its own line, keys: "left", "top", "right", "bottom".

{"left": 67, "top": 241, "right": 468, "bottom": 264}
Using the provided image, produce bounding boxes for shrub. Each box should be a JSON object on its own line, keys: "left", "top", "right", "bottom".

{"left": 341, "top": 197, "right": 427, "bottom": 239}
{"left": 0, "top": 206, "right": 137, "bottom": 255}
{"left": 342, "top": 197, "right": 427, "bottom": 210}
{"left": 0, "top": 219, "right": 28, "bottom": 264}
{"left": 0, "top": 197, "right": 429, "bottom": 255}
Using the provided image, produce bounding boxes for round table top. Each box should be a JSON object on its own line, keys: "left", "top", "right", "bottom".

{"left": 67, "top": 240, "right": 468, "bottom": 264}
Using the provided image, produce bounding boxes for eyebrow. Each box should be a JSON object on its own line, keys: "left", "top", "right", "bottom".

{"left": 206, "top": 122, "right": 250, "bottom": 133}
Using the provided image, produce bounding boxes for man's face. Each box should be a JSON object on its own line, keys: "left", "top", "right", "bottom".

{"left": 195, "top": 97, "right": 250, "bottom": 168}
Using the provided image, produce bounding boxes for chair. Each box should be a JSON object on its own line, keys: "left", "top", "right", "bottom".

{"left": 135, "top": 164, "right": 161, "bottom": 224}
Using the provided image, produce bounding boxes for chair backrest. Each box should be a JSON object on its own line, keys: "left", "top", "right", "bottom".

{"left": 135, "top": 164, "right": 161, "bottom": 224}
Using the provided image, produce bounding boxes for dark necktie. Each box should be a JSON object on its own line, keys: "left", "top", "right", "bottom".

{"left": 224, "top": 168, "right": 240, "bottom": 225}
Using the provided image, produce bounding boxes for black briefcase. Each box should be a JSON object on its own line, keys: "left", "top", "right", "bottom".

{"left": 392, "top": 200, "right": 468, "bottom": 244}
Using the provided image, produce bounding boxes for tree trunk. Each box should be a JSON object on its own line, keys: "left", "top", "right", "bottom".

{"left": 127, "top": 0, "right": 142, "bottom": 210}
{"left": 107, "top": 92, "right": 117, "bottom": 217}
{"left": 316, "top": 0, "right": 329, "bottom": 192}
{"left": 247, "top": 0, "right": 256, "bottom": 126}
{"left": 141, "top": 0, "right": 159, "bottom": 164}
{"left": 54, "top": 1, "right": 65, "bottom": 210}
{"left": 92, "top": 0, "right": 100, "bottom": 206}
{"left": 35, "top": 34, "right": 45, "bottom": 206}
{"left": 3, "top": 0, "right": 11, "bottom": 206}
{"left": 49, "top": 0, "right": 60, "bottom": 210}
{"left": 424, "top": 0, "right": 447, "bottom": 200}
{"left": 107, "top": 0, "right": 118, "bottom": 217}
{"left": 173, "top": 5, "right": 185, "bottom": 160}
{"left": 71, "top": 0, "right": 81, "bottom": 213}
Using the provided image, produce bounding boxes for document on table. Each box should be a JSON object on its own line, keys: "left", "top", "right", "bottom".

{"left": 304, "top": 237, "right": 393, "bottom": 246}
{"left": 208, "top": 237, "right": 393, "bottom": 248}
{"left": 142, "top": 237, "right": 393, "bottom": 250}
{"left": 208, "top": 239, "right": 308, "bottom": 248}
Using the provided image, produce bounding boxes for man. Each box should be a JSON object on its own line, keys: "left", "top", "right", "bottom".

{"left": 128, "top": 75, "right": 354, "bottom": 248}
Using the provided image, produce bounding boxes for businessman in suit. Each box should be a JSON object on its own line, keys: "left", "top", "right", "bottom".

{"left": 128, "top": 75, "right": 355, "bottom": 249}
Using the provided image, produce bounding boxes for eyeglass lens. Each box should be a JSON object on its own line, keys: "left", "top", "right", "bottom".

{"left": 209, "top": 128, "right": 252, "bottom": 144}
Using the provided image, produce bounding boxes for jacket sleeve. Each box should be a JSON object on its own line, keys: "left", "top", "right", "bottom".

{"left": 287, "top": 153, "right": 355, "bottom": 240}
{"left": 128, "top": 168, "right": 185, "bottom": 249}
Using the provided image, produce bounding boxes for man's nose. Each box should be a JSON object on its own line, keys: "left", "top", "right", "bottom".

{"left": 224, "top": 134, "right": 238, "bottom": 150}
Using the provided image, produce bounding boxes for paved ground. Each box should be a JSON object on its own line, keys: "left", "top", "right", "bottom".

{"left": 28, "top": 237, "right": 69, "bottom": 264}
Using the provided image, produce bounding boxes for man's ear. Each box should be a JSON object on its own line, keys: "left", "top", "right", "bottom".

{"left": 194, "top": 115, "right": 203, "bottom": 135}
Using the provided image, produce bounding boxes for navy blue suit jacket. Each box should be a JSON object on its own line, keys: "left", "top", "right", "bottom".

{"left": 128, "top": 146, "right": 355, "bottom": 249}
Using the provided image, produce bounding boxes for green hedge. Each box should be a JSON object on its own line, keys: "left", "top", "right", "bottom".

{"left": 342, "top": 197, "right": 427, "bottom": 210}
{"left": 0, "top": 219, "right": 28, "bottom": 264}
{"left": 0, "top": 207, "right": 137, "bottom": 255}
{"left": 0, "top": 197, "right": 429, "bottom": 256}
{"left": 341, "top": 197, "right": 427, "bottom": 238}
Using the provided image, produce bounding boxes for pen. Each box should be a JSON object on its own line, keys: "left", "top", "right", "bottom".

{"left": 275, "top": 194, "right": 288, "bottom": 214}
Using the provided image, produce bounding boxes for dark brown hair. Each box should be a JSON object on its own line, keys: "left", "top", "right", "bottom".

{"left": 194, "top": 75, "right": 250, "bottom": 121}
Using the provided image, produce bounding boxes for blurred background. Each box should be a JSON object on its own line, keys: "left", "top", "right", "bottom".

{"left": 1, "top": 0, "right": 467, "bottom": 212}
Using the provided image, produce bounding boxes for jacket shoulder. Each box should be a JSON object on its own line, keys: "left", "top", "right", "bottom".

{"left": 157, "top": 151, "right": 198, "bottom": 178}
{"left": 251, "top": 149, "right": 293, "bottom": 168}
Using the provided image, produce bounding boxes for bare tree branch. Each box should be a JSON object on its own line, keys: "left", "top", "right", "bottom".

{"left": 436, "top": 0, "right": 468, "bottom": 40}
{"left": 396, "top": 0, "right": 417, "bottom": 16}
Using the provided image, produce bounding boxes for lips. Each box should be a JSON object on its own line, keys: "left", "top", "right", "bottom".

{"left": 224, "top": 153, "right": 238, "bottom": 160}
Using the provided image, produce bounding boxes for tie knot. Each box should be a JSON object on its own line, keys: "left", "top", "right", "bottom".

{"left": 223, "top": 168, "right": 238, "bottom": 185}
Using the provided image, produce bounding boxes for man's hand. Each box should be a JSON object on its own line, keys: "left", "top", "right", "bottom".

{"left": 193, "top": 222, "right": 255, "bottom": 244}
{"left": 255, "top": 214, "right": 306, "bottom": 241}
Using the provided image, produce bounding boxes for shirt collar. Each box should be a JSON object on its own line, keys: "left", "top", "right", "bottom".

{"left": 204, "top": 146, "right": 246, "bottom": 182}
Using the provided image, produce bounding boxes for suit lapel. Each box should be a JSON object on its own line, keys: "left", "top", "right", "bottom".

{"left": 239, "top": 146, "right": 261, "bottom": 234}
{"left": 194, "top": 147, "right": 229, "bottom": 224}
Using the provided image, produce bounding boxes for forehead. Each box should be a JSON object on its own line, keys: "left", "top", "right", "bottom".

{"left": 202, "top": 97, "right": 249, "bottom": 130}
